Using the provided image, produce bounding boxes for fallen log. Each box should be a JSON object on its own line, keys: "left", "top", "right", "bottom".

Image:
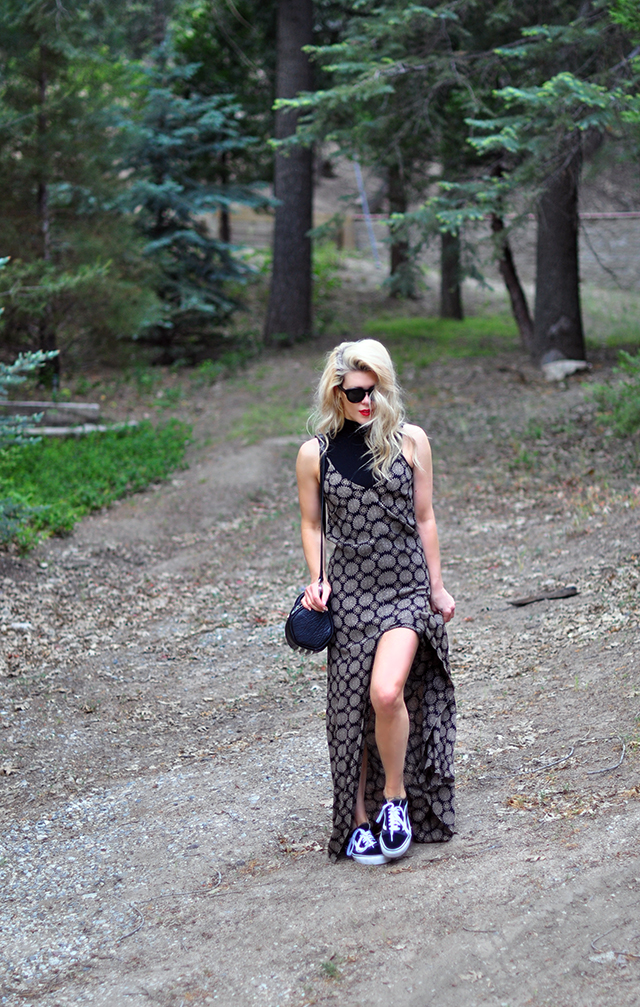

{"left": 24, "top": 420, "right": 139, "bottom": 437}
{"left": 0, "top": 400, "right": 101, "bottom": 426}
{"left": 507, "top": 585, "right": 579, "bottom": 607}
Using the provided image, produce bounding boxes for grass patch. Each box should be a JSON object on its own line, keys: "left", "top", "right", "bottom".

{"left": 231, "top": 377, "right": 314, "bottom": 444}
{"left": 0, "top": 419, "right": 191, "bottom": 549}
{"left": 232, "top": 402, "right": 311, "bottom": 444}
{"left": 362, "top": 314, "right": 519, "bottom": 370}
{"left": 583, "top": 287, "right": 640, "bottom": 350}
{"left": 590, "top": 350, "right": 640, "bottom": 435}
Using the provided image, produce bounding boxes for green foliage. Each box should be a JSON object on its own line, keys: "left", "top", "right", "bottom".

{"left": 320, "top": 959, "right": 341, "bottom": 979}
{"left": 0, "top": 419, "right": 191, "bottom": 547}
{"left": 0, "top": 496, "right": 45, "bottom": 544}
{"left": 175, "top": 0, "right": 277, "bottom": 186}
{"left": 363, "top": 314, "right": 519, "bottom": 370}
{"left": 591, "top": 350, "right": 640, "bottom": 435}
{"left": 282, "top": 1, "right": 631, "bottom": 306}
{"left": 610, "top": 0, "right": 640, "bottom": 39}
{"left": 469, "top": 73, "right": 627, "bottom": 164}
{"left": 124, "top": 44, "right": 269, "bottom": 363}
{"left": 277, "top": 2, "right": 481, "bottom": 297}
{"left": 313, "top": 243, "right": 343, "bottom": 334}
{"left": 190, "top": 347, "right": 258, "bottom": 387}
{"left": 466, "top": 7, "right": 638, "bottom": 192}
{"left": 0, "top": 348, "right": 58, "bottom": 446}
{"left": 0, "top": 1, "right": 162, "bottom": 362}
{"left": 0, "top": 3, "right": 276, "bottom": 368}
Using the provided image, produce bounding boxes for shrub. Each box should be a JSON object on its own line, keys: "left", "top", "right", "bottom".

{"left": 591, "top": 350, "right": 640, "bottom": 436}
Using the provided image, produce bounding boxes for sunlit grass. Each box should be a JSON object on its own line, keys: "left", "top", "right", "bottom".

{"left": 232, "top": 401, "right": 311, "bottom": 444}
{"left": 582, "top": 287, "right": 640, "bottom": 349}
{"left": 363, "top": 314, "right": 519, "bottom": 371}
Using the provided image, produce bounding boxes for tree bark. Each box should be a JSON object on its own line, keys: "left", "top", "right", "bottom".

{"left": 533, "top": 143, "right": 586, "bottom": 363}
{"left": 388, "top": 163, "right": 409, "bottom": 296}
{"left": 264, "top": 0, "right": 313, "bottom": 345}
{"left": 440, "top": 231, "right": 463, "bottom": 319}
{"left": 37, "top": 57, "right": 59, "bottom": 382}
{"left": 153, "top": 0, "right": 167, "bottom": 48}
{"left": 219, "top": 151, "right": 231, "bottom": 243}
{"left": 491, "top": 214, "right": 533, "bottom": 350}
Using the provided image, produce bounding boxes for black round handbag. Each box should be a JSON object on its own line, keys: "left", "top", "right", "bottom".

{"left": 285, "top": 441, "right": 335, "bottom": 653}
{"left": 285, "top": 591, "right": 334, "bottom": 652}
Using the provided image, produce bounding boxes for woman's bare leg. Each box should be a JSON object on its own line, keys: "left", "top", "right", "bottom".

{"left": 352, "top": 746, "right": 368, "bottom": 827}
{"left": 369, "top": 627, "right": 419, "bottom": 799}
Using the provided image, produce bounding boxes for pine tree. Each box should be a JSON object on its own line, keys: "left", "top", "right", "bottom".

{"left": 278, "top": 1, "right": 532, "bottom": 313}
{"left": 469, "top": 7, "right": 636, "bottom": 362}
{"left": 0, "top": 0, "right": 160, "bottom": 373}
{"left": 125, "top": 41, "right": 267, "bottom": 362}
{"left": 175, "top": 0, "right": 278, "bottom": 243}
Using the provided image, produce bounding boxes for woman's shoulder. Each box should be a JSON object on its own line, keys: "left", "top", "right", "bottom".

{"left": 402, "top": 423, "right": 430, "bottom": 450}
{"left": 298, "top": 436, "right": 321, "bottom": 460}
{"left": 402, "top": 422, "right": 428, "bottom": 442}
{"left": 401, "top": 423, "right": 431, "bottom": 467}
{"left": 297, "top": 437, "right": 321, "bottom": 475}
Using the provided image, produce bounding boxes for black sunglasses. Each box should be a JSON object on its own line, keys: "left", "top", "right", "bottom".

{"left": 340, "top": 384, "right": 376, "bottom": 403}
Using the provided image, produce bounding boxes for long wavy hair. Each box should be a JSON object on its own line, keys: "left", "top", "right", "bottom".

{"left": 311, "top": 339, "right": 409, "bottom": 480}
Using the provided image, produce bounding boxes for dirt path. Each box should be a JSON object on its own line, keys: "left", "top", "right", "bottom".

{"left": 1, "top": 349, "right": 639, "bottom": 1007}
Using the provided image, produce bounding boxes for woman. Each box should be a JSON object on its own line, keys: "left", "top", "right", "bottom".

{"left": 296, "top": 339, "right": 456, "bottom": 865}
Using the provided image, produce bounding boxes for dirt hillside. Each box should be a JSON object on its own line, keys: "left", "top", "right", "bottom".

{"left": 0, "top": 342, "right": 639, "bottom": 1007}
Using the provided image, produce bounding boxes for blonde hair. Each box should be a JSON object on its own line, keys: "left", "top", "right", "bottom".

{"left": 311, "top": 339, "right": 407, "bottom": 480}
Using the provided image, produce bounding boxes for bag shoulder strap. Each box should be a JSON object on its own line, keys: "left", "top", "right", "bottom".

{"left": 317, "top": 435, "right": 327, "bottom": 588}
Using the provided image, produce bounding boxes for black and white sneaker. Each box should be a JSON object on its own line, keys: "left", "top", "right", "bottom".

{"left": 376, "top": 798, "right": 412, "bottom": 859}
{"left": 345, "top": 824, "right": 389, "bottom": 865}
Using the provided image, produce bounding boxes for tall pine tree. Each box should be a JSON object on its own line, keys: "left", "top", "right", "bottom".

{"left": 0, "top": 0, "right": 160, "bottom": 372}
{"left": 125, "top": 40, "right": 267, "bottom": 362}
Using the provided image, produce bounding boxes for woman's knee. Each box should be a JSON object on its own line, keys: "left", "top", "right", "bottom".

{"left": 370, "top": 681, "right": 404, "bottom": 716}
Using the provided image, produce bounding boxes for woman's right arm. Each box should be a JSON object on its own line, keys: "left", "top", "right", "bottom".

{"left": 296, "top": 439, "right": 332, "bottom": 612}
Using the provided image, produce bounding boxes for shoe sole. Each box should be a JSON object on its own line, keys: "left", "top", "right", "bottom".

{"left": 348, "top": 853, "right": 389, "bottom": 865}
{"left": 379, "top": 833, "right": 412, "bottom": 859}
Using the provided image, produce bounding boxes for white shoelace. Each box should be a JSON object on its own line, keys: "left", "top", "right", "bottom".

{"left": 349, "top": 827, "right": 377, "bottom": 854}
{"left": 378, "top": 801, "right": 407, "bottom": 838}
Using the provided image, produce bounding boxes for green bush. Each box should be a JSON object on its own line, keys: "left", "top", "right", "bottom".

{"left": 591, "top": 350, "right": 640, "bottom": 436}
{"left": 313, "top": 243, "right": 343, "bottom": 334}
{"left": 0, "top": 419, "right": 191, "bottom": 549}
{"left": 0, "top": 497, "right": 46, "bottom": 545}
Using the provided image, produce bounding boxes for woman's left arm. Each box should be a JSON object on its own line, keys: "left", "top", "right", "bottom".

{"left": 405, "top": 424, "right": 455, "bottom": 623}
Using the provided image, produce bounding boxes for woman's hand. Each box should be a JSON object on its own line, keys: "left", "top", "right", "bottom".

{"left": 430, "top": 585, "right": 455, "bottom": 623}
{"left": 302, "top": 579, "right": 332, "bottom": 612}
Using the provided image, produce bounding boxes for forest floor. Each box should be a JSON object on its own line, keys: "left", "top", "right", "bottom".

{"left": 1, "top": 308, "right": 639, "bottom": 1007}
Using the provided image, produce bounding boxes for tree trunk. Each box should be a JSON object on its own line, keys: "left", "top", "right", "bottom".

{"left": 153, "top": 0, "right": 167, "bottom": 48}
{"left": 388, "top": 163, "right": 409, "bottom": 296}
{"left": 219, "top": 151, "right": 231, "bottom": 243}
{"left": 440, "top": 231, "right": 463, "bottom": 319}
{"left": 37, "top": 57, "right": 59, "bottom": 382}
{"left": 533, "top": 143, "right": 585, "bottom": 363}
{"left": 491, "top": 214, "right": 533, "bottom": 350}
{"left": 264, "top": 0, "right": 313, "bottom": 345}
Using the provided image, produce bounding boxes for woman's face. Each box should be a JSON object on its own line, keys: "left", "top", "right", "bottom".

{"left": 340, "top": 369, "right": 377, "bottom": 424}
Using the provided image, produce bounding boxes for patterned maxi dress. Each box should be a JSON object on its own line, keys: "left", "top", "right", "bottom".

{"left": 323, "top": 448, "right": 456, "bottom": 861}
